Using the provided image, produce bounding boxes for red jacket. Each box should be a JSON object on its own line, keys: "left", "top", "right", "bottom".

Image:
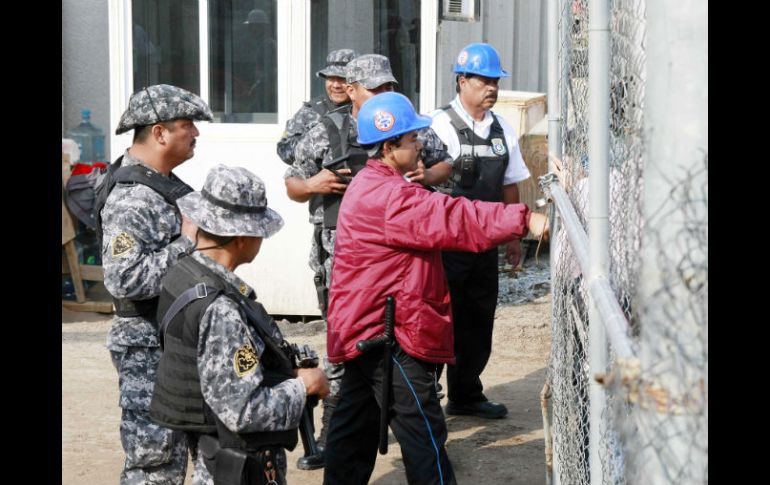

{"left": 327, "top": 160, "right": 531, "bottom": 364}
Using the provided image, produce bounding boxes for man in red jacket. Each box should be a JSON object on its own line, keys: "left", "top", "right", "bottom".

{"left": 322, "top": 92, "right": 548, "bottom": 485}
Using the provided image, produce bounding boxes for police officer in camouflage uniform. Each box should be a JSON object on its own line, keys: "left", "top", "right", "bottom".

{"left": 150, "top": 164, "right": 329, "bottom": 485}
{"left": 283, "top": 54, "right": 452, "bottom": 470}
{"left": 99, "top": 84, "right": 213, "bottom": 485}
{"left": 276, "top": 48, "right": 358, "bottom": 165}
{"left": 276, "top": 48, "right": 357, "bottom": 337}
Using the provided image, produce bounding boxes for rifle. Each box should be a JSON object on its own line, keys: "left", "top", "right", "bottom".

{"left": 355, "top": 295, "right": 395, "bottom": 455}
{"left": 322, "top": 154, "right": 353, "bottom": 183}
{"left": 288, "top": 343, "right": 321, "bottom": 460}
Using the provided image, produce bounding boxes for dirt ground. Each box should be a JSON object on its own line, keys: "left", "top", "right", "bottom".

{"left": 62, "top": 264, "right": 552, "bottom": 485}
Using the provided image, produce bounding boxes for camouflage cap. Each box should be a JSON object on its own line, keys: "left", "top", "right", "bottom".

{"left": 316, "top": 48, "right": 359, "bottom": 79}
{"left": 176, "top": 164, "right": 284, "bottom": 238}
{"left": 115, "top": 84, "right": 213, "bottom": 135}
{"left": 345, "top": 54, "right": 398, "bottom": 90}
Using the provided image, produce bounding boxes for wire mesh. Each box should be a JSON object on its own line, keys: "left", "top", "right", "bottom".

{"left": 549, "top": 0, "right": 707, "bottom": 481}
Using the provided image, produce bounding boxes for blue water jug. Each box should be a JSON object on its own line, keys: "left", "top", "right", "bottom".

{"left": 67, "top": 109, "right": 106, "bottom": 163}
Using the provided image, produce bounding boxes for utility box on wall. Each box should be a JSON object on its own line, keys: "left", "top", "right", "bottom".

{"left": 441, "top": 0, "right": 481, "bottom": 22}
{"left": 494, "top": 91, "right": 549, "bottom": 228}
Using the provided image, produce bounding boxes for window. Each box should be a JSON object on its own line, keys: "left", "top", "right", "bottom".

{"left": 132, "top": 0, "right": 278, "bottom": 124}
{"left": 310, "top": 0, "right": 421, "bottom": 107}
{"left": 208, "top": 0, "right": 278, "bottom": 123}
{"left": 133, "top": 0, "right": 200, "bottom": 95}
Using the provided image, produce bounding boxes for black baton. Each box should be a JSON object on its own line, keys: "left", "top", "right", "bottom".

{"left": 356, "top": 295, "right": 395, "bottom": 455}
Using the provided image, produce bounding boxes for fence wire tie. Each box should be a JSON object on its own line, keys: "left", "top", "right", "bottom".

{"left": 538, "top": 172, "right": 559, "bottom": 201}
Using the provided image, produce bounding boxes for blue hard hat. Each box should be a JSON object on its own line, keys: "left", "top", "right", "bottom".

{"left": 453, "top": 43, "right": 510, "bottom": 78}
{"left": 357, "top": 92, "right": 432, "bottom": 145}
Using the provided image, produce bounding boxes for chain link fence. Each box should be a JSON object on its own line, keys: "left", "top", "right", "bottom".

{"left": 547, "top": 0, "right": 707, "bottom": 483}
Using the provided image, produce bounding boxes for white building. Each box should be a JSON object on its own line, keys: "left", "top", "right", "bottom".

{"left": 62, "top": 0, "right": 546, "bottom": 316}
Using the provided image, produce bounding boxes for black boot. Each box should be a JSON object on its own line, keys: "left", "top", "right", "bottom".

{"left": 296, "top": 393, "right": 339, "bottom": 470}
{"left": 296, "top": 447, "right": 325, "bottom": 470}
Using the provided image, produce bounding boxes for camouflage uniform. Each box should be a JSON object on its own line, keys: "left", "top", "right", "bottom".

{"left": 276, "top": 49, "right": 358, "bottom": 165}
{"left": 189, "top": 251, "right": 303, "bottom": 485}
{"left": 285, "top": 54, "right": 451, "bottom": 454}
{"left": 287, "top": 54, "right": 450, "bottom": 291}
{"left": 169, "top": 165, "right": 301, "bottom": 485}
{"left": 285, "top": 118, "right": 450, "bottom": 282}
{"left": 278, "top": 49, "right": 358, "bottom": 331}
{"left": 276, "top": 102, "right": 328, "bottom": 166}
{"left": 102, "top": 150, "right": 195, "bottom": 485}
{"left": 417, "top": 128, "right": 453, "bottom": 170}
{"left": 284, "top": 116, "right": 352, "bottom": 280}
{"left": 341, "top": 53, "right": 452, "bottom": 171}
{"left": 104, "top": 84, "right": 213, "bottom": 485}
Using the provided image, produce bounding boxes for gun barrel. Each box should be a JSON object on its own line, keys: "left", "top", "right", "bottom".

{"left": 299, "top": 405, "right": 319, "bottom": 457}
{"left": 322, "top": 153, "right": 350, "bottom": 169}
{"left": 289, "top": 343, "right": 322, "bottom": 458}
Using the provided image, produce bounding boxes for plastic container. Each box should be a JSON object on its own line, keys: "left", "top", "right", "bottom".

{"left": 67, "top": 109, "right": 106, "bottom": 163}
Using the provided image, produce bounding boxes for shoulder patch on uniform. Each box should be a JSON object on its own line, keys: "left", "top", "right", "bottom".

{"left": 239, "top": 283, "right": 250, "bottom": 295}
{"left": 234, "top": 344, "right": 259, "bottom": 377}
{"left": 111, "top": 232, "right": 136, "bottom": 257}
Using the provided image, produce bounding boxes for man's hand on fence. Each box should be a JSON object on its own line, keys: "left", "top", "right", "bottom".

{"left": 528, "top": 212, "right": 550, "bottom": 241}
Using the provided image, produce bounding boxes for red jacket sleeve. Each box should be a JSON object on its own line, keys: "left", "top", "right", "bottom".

{"left": 383, "top": 182, "right": 530, "bottom": 252}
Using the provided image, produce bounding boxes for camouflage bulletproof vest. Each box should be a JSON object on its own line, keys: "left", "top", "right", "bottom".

{"left": 304, "top": 94, "right": 344, "bottom": 219}
{"left": 321, "top": 106, "right": 369, "bottom": 228}
{"left": 93, "top": 156, "right": 194, "bottom": 320}
{"left": 150, "top": 256, "right": 299, "bottom": 450}
{"left": 305, "top": 93, "right": 340, "bottom": 117}
{"left": 94, "top": 156, "right": 193, "bottom": 248}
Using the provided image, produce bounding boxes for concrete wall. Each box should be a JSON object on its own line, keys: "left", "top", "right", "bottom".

{"left": 62, "top": 0, "right": 111, "bottom": 156}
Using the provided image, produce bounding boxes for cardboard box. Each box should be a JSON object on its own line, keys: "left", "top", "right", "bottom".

{"left": 494, "top": 91, "right": 549, "bottom": 222}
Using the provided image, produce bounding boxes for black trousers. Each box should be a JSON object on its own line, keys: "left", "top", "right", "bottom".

{"left": 441, "top": 248, "right": 499, "bottom": 404}
{"left": 323, "top": 346, "right": 456, "bottom": 485}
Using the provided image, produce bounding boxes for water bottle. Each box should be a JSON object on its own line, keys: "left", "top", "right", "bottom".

{"left": 67, "top": 109, "right": 106, "bottom": 163}
{"left": 75, "top": 230, "right": 102, "bottom": 266}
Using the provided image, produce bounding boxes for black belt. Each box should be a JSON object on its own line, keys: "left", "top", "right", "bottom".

{"left": 113, "top": 296, "right": 160, "bottom": 321}
{"left": 198, "top": 434, "right": 284, "bottom": 485}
